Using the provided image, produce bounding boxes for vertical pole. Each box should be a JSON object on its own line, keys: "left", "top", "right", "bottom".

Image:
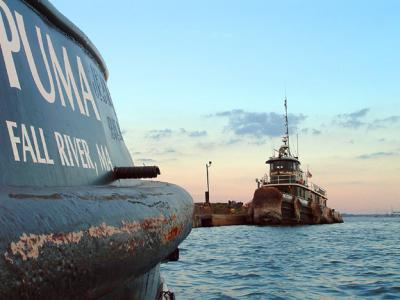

{"left": 284, "top": 98, "right": 289, "bottom": 140}
{"left": 205, "top": 162, "right": 211, "bottom": 204}
{"left": 284, "top": 97, "right": 291, "bottom": 156}
{"left": 206, "top": 164, "right": 210, "bottom": 195}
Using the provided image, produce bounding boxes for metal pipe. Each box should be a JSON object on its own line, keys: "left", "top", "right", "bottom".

{"left": 113, "top": 166, "right": 160, "bottom": 179}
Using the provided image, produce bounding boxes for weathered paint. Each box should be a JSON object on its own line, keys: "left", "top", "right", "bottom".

{"left": 0, "top": 181, "right": 193, "bottom": 299}
{"left": 252, "top": 186, "right": 283, "bottom": 225}
{"left": 8, "top": 231, "right": 84, "bottom": 262}
{"left": 6, "top": 216, "right": 180, "bottom": 263}
{"left": 293, "top": 197, "right": 302, "bottom": 223}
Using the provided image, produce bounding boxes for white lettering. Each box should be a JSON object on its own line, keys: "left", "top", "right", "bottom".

{"left": 76, "top": 139, "right": 88, "bottom": 168}
{"left": 21, "top": 124, "right": 37, "bottom": 163}
{"left": 77, "top": 56, "right": 101, "bottom": 121}
{"left": 7, "top": 121, "right": 54, "bottom": 164}
{"left": 30, "top": 125, "right": 46, "bottom": 164}
{"left": 15, "top": 12, "right": 55, "bottom": 103}
{"left": 6, "top": 120, "right": 21, "bottom": 161}
{"left": 63, "top": 135, "right": 76, "bottom": 167}
{"left": 0, "top": 3, "right": 102, "bottom": 122}
{"left": 47, "top": 35, "right": 86, "bottom": 115}
{"left": 56, "top": 133, "right": 96, "bottom": 169}
{"left": 54, "top": 131, "right": 70, "bottom": 166}
{"left": 39, "top": 128, "right": 54, "bottom": 164}
{"left": 96, "top": 144, "right": 113, "bottom": 171}
{"left": 0, "top": 0, "right": 21, "bottom": 89}
{"left": 81, "top": 139, "right": 94, "bottom": 169}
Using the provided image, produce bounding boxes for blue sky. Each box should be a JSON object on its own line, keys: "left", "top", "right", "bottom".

{"left": 51, "top": 0, "right": 400, "bottom": 212}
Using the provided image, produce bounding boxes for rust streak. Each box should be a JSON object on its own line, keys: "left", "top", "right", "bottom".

{"left": 164, "top": 226, "right": 182, "bottom": 242}
{"left": 88, "top": 223, "right": 122, "bottom": 238}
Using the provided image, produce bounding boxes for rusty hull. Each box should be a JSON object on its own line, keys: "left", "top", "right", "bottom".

{"left": 0, "top": 180, "right": 193, "bottom": 299}
{"left": 250, "top": 187, "right": 343, "bottom": 226}
{"left": 252, "top": 187, "right": 283, "bottom": 225}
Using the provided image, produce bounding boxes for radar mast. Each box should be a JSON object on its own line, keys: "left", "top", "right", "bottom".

{"left": 279, "top": 96, "right": 292, "bottom": 158}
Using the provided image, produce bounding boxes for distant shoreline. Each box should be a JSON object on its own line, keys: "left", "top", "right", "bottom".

{"left": 342, "top": 213, "right": 399, "bottom": 217}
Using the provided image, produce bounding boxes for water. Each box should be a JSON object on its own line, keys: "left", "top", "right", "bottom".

{"left": 161, "top": 217, "right": 400, "bottom": 299}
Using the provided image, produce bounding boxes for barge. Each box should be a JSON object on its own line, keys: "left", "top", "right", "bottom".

{"left": 249, "top": 98, "right": 343, "bottom": 225}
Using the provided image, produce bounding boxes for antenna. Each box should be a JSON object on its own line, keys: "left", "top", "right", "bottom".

{"left": 284, "top": 97, "right": 289, "bottom": 137}
{"left": 284, "top": 95, "right": 291, "bottom": 155}
{"left": 296, "top": 132, "right": 299, "bottom": 158}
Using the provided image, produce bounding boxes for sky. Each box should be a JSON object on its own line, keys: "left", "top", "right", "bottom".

{"left": 51, "top": 0, "right": 400, "bottom": 213}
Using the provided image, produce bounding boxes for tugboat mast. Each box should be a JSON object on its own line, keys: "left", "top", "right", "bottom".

{"left": 279, "top": 96, "right": 292, "bottom": 158}
{"left": 284, "top": 96, "right": 290, "bottom": 154}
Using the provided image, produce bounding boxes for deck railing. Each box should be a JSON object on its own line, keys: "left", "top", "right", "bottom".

{"left": 262, "top": 175, "right": 327, "bottom": 197}
{"left": 310, "top": 183, "right": 327, "bottom": 196}
{"left": 267, "top": 175, "right": 297, "bottom": 184}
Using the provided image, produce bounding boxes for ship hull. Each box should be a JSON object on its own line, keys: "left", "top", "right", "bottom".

{"left": 251, "top": 187, "right": 343, "bottom": 225}
{"left": 99, "top": 264, "right": 168, "bottom": 300}
{"left": 0, "top": 0, "right": 194, "bottom": 298}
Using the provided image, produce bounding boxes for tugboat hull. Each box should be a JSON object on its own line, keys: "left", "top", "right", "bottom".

{"left": 251, "top": 187, "right": 342, "bottom": 225}
{"left": 251, "top": 187, "right": 282, "bottom": 225}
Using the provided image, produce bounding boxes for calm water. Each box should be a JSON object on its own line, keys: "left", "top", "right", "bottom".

{"left": 161, "top": 217, "right": 400, "bottom": 299}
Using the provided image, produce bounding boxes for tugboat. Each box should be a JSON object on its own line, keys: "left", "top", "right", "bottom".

{"left": 0, "top": 0, "right": 193, "bottom": 299}
{"left": 250, "top": 98, "right": 343, "bottom": 225}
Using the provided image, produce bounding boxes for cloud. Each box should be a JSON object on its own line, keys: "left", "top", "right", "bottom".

{"left": 369, "top": 115, "right": 400, "bottom": 129}
{"left": 146, "top": 129, "right": 173, "bottom": 139}
{"left": 334, "top": 108, "right": 400, "bottom": 130}
{"left": 189, "top": 131, "right": 207, "bottom": 137}
{"left": 159, "top": 158, "right": 178, "bottom": 163}
{"left": 348, "top": 108, "right": 370, "bottom": 118}
{"left": 356, "top": 151, "right": 398, "bottom": 160}
{"left": 335, "top": 108, "right": 369, "bottom": 129}
{"left": 224, "top": 138, "right": 242, "bottom": 145}
{"left": 179, "top": 128, "right": 207, "bottom": 137}
{"left": 135, "top": 158, "right": 157, "bottom": 165}
{"left": 247, "top": 139, "right": 267, "bottom": 146}
{"left": 147, "top": 128, "right": 207, "bottom": 140}
{"left": 312, "top": 129, "right": 322, "bottom": 135}
{"left": 196, "top": 142, "right": 217, "bottom": 150}
{"left": 152, "top": 148, "right": 179, "bottom": 155}
{"left": 195, "top": 138, "right": 245, "bottom": 150}
{"left": 213, "top": 109, "right": 306, "bottom": 138}
{"left": 300, "top": 128, "right": 322, "bottom": 136}
{"left": 138, "top": 148, "right": 180, "bottom": 156}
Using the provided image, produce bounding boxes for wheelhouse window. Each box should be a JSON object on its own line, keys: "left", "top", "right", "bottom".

{"left": 272, "top": 161, "right": 297, "bottom": 171}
